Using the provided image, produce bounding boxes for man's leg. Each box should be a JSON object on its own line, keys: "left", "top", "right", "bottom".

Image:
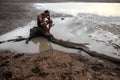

{"left": 48, "top": 20, "right": 53, "bottom": 32}
{"left": 40, "top": 22, "right": 50, "bottom": 36}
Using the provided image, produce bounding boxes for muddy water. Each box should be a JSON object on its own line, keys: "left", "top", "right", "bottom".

{"left": 0, "top": 3, "right": 120, "bottom": 59}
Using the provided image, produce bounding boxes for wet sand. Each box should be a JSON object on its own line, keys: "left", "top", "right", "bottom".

{"left": 0, "top": 50, "right": 120, "bottom": 80}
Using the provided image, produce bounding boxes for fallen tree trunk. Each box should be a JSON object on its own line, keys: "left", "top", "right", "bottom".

{"left": 49, "top": 37, "right": 120, "bottom": 64}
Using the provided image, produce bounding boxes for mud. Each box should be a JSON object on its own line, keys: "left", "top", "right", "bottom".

{"left": 0, "top": 50, "right": 120, "bottom": 80}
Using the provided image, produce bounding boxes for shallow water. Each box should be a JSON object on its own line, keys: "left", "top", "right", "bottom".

{"left": 0, "top": 17, "right": 120, "bottom": 59}
{"left": 0, "top": 37, "right": 52, "bottom": 53}
{"left": 0, "top": 3, "right": 120, "bottom": 59}
{"left": 0, "top": 21, "right": 36, "bottom": 41}
{"left": 51, "top": 17, "right": 120, "bottom": 59}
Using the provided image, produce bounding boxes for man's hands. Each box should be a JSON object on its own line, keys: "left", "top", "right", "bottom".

{"left": 47, "top": 16, "right": 50, "bottom": 20}
{"left": 41, "top": 22, "right": 47, "bottom": 26}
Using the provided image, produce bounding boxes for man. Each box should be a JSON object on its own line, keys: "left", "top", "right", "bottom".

{"left": 37, "top": 10, "right": 53, "bottom": 35}
{"left": 26, "top": 10, "right": 53, "bottom": 44}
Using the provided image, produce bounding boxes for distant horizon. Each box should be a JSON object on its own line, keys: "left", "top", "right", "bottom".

{"left": 0, "top": 0, "right": 120, "bottom": 3}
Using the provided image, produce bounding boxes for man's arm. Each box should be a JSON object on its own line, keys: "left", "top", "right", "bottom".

{"left": 46, "top": 15, "right": 51, "bottom": 20}
{"left": 37, "top": 14, "right": 44, "bottom": 22}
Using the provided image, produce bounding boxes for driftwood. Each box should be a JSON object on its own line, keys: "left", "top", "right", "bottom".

{"left": 0, "top": 41, "right": 5, "bottom": 44}
{"left": 0, "top": 27, "right": 120, "bottom": 64}
{"left": 49, "top": 37, "right": 120, "bottom": 64}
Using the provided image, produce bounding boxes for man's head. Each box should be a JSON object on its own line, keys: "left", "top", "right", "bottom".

{"left": 44, "top": 10, "right": 50, "bottom": 17}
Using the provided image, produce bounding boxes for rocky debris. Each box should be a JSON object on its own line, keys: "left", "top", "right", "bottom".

{"left": 13, "top": 53, "right": 24, "bottom": 59}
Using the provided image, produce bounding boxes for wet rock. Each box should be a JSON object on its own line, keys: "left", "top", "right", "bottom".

{"left": 39, "top": 56, "right": 50, "bottom": 62}
{"left": 55, "top": 62, "right": 68, "bottom": 68}
{"left": 93, "top": 74, "right": 103, "bottom": 80}
{"left": 39, "top": 72, "right": 49, "bottom": 77}
{"left": 91, "top": 63, "right": 104, "bottom": 72}
{"left": 61, "top": 72, "right": 72, "bottom": 80}
{"left": 61, "top": 18, "right": 64, "bottom": 20}
{"left": 17, "top": 36, "right": 23, "bottom": 39}
{"left": 78, "top": 57, "right": 88, "bottom": 62}
{"left": 114, "top": 67, "right": 120, "bottom": 74}
{"left": 2, "top": 71, "right": 12, "bottom": 79}
{"left": 0, "top": 61, "right": 9, "bottom": 67}
{"left": 13, "top": 53, "right": 24, "bottom": 58}
{"left": 1, "top": 56, "right": 9, "bottom": 60}
{"left": 81, "top": 69, "right": 89, "bottom": 75}
{"left": 12, "top": 77, "right": 23, "bottom": 80}
{"left": 31, "top": 66, "right": 41, "bottom": 74}
{"left": 31, "top": 66, "right": 49, "bottom": 77}
{"left": 75, "top": 70, "right": 81, "bottom": 74}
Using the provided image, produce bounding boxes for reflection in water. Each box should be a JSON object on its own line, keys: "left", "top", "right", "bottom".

{"left": 0, "top": 21, "right": 36, "bottom": 41}
{"left": 31, "top": 37, "right": 53, "bottom": 53}
{"left": 0, "top": 37, "right": 53, "bottom": 53}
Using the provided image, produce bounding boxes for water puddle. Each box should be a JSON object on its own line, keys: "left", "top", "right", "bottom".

{"left": 0, "top": 37, "right": 52, "bottom": 53}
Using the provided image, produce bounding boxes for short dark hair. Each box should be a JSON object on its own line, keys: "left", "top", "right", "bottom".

{"left": 44, "top": 10, "right": 49, "bottom": 13}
